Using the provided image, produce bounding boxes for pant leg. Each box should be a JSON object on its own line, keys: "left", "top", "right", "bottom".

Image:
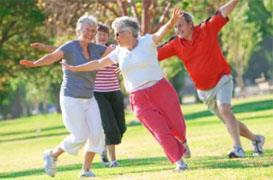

{"left": 94, "top": 92, "right": 122, "bottom": 145}
{"left": 130, "top": 92, "right": 184, "bottom": 163}
{"left": 59, "top": 96, "right": 89, "bottom": 155}
{"left": 110, "top": 90, "right": 127, "bottom": 137}
{"left": 84, "top": 97, "right": 105, "bottom": 154}
{"left": 156, "top": 80, "right": 186, "bottom": 143}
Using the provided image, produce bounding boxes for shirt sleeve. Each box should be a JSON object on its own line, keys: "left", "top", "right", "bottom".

{"left": 157, "top": 38, "right": 177, "bottom": 61}
{"left": 96, "top": 44, "right": 107, "bottom": 56}
{"left": 107, "top": 48, "right": 119, "bottom": 64}
{"left": 56, "top": 41, "right": 73, "bottom": 59}
{"left": 203, "top": 11, "right": 229, "bottom": 35}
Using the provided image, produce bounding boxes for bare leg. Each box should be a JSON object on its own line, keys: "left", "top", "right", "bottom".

{"left": 83, "top": 152, "right": 96, "bottom": 171}
{"left": 217, "top": 104, "right": 241, "bottom": 147}
{"left": 238, "top": 121, "right": 256, "bottom": 141}
{"left": 215, "top": 105, "right": 257, "bottom": 142}
{"left": 51, "top": 147, "right": 64, "bottom": 159}
{"left": 107, "top": 145, "right": 116, "bottom": 161}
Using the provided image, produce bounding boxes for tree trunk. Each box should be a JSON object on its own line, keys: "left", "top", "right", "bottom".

{"left": 235, "top": 60, "right": 245, "bottom": 97}
{"left": 141, "top": 0, "right": 152, "bottom": 34}
{"left": 11, "top": 87, "right": 23, "bottom": 119}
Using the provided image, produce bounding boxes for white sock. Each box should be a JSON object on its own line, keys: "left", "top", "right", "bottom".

{"left": 175, "top": 160, "right": 184, "bottom": 166}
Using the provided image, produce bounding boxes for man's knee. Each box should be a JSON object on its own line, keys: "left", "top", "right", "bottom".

{"left": 218, "top": 104, "right": 233, "bottom": 117}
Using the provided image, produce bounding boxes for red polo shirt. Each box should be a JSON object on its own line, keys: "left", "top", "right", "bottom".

{"left": 158, "top": 12, "right": 231, "bottom": 90}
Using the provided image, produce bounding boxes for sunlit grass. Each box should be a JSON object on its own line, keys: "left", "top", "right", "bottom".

{"left": 0, "top": 94, "right": 272, "bottom": 179}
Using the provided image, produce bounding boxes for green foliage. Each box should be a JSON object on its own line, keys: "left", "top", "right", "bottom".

{"left": 247, "top": 0, "right": 273, "bottom": 37}
{"left": 221, "top": 2, "right": 263, "bottom": 89}
{"left": 0, "top": 0, "right": 60, "bottom": 118}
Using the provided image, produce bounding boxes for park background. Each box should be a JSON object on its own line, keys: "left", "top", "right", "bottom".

{"left": 0, "top": 0, "right": 272, "bottom": 179}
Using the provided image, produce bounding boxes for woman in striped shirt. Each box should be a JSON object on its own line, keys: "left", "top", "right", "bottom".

{"left": 94, "top": 24, "right": 126, "bottom": 168}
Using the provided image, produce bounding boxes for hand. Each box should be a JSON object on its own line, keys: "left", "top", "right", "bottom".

{"left": 30, "top": 42, "right": 46, "bottom": 50}
{"left": 19, "top": 59, "right": 36, "bottom": 68}
{"left": 60, "top": 61, "right": 75, "bottom": 71}
{"left": 102, "top": 45, "right": 115, "bottom": 57}
{"left": 169, "top": 8, "right": 183, "bottom": 27}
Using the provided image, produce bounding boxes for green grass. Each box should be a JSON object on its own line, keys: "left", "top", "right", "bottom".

{"left": 0, "top": 94, "right": 272, "bottom": 179}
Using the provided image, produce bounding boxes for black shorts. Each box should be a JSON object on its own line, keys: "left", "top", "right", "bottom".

{"left": 94, "top": 90, "right": 126, "bottom": 145}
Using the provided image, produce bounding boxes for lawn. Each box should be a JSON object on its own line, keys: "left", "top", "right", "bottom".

{"left": 0, "top": 94, "right": 272, "bottom": 179}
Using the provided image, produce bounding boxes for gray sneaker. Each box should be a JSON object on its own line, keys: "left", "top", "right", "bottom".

{"left": 183, "top": 142, "right": 191, "bottom": 159}
{"left": 43, "top": 149, "right": 57, "bottom": 177}
{"left": 109, "top": 160, "right": 119, "bottom": 168}
{"left": 174, "top": 162, "right": 188, "bottom": 172}
{"left": 79, "top": 169, "right": 96, "bottom": 177}
{"left": 252, "top": 135, "right": 265, "bottom": 156}
{"left": 228, "top": 147, "right": 245, "bottom": 158}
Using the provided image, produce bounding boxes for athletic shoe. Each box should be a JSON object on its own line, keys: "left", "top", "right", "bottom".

{"left": 101, "top": 150, "right": 110, "bottom": 167}
{"left": 43, "top": 149, "right": 57, "bottom": 177}
{"left": 228, "top": 147, "right": 245, "bottom": 158}
{"left": 252, "top": 135, "right": 265, "bottom": 156}
{"left": 109, "top": 160, "right": 119, "bottom": 168}
{"left": 183, "top": 142, "right": 191, "bottom": 159}
{"left": 174, "top": 162, "right": 188, "bottom": 172}
{"left": 79, "top": 169, "right": 96, "bottom": 177}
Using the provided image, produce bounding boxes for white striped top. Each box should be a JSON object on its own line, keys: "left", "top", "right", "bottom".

{"left": 94, "top": 64, "right": 121, "bottom": 92}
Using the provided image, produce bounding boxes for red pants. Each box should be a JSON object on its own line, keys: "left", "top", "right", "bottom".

{"left": 129, "top": 78, "right": 186, "bottom": 163}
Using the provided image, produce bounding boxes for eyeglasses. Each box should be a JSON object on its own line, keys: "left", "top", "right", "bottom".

{"left": 115, "top": 30, "right": 128, "bottom": 37}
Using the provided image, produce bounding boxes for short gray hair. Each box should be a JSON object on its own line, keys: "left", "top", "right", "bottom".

{"left": 183, "top": 12, "right": 194, "bottom": 23}
{"left": 112, "top": 16, "right": 139, "bottom": 38}
{"left": 76, "top": 15, "right": 97, "bottom": 34}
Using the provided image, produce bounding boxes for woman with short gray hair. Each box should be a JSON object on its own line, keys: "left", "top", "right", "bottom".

{"left": 20, "top": 14, "right": 109, "bottom": 177}
{"left": 62, "top": 8, "right": 191, "bottom": 172}
{"left": 111, "top": 16, "right": 140, "bottom": 38}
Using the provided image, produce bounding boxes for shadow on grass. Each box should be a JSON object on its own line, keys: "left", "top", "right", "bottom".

{"left": 0, "top": 120, "right": 142, "bottom": 144}
{"left": 185, "top": 99, "right": 273, "bottom": 121}
{"left": 1, "top": 149, "right": 273, "bottom": 178}
{"left": 0, "top": 157, "right": 166, "bottom": 178}
{"left": 0, "top": 125, "right": 64, "bottom": 137}
{"left": 0, "top": 131, "right": 68, "bottom": 144}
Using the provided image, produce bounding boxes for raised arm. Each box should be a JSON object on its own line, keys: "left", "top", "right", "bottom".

{"left": 60, "top": 56, "right": 113, "bottom": 72}
{"left": 31, "top": 42, "right": 57, "bottom": 53}
{"left": 152, "top": 8, "right": 183, "bottom": 45}
{"left": 20, "top": 50, "right": 64, "bottom": 68}
{"left": 219, "top": 0, "right": 239, "bottom": 17}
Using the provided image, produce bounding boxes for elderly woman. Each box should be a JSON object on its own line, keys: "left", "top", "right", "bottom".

{"left": 94, "top": 24, "right": 126, "bottom": 168}
{"left": 30, "top": 24, "right": 126, "bottom": 168}
{"left": 61, "top": 8, "right": 190, "bottom": 171}
{"left": 20, "top": 15, "right": 107, "bottom": 177}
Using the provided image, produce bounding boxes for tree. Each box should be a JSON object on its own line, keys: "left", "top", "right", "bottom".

{"left": 221, "top": 2, "right": 262, "bottom": 95}
{"left": 0, "top": 0, "right": 53, "bottom": 119}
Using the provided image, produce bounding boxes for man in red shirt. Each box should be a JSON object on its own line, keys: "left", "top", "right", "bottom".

{"left": 158, "top": 0, "right": 265, "bottom": 158}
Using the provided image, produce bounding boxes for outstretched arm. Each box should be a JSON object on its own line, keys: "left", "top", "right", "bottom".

{"left": 31, "top": 42, "right": 57, "bottom": 53}
{"left": 152, "top": 8, "right": 183, "bottom": 45}
{"left": 219, "top": 0, "right": 239, "bottom": 17}
{"left": 60, "top": 56, "right": 113, "bottom": 72}
{"left": 20, "top": 50, "right": 64, "bottom": 68}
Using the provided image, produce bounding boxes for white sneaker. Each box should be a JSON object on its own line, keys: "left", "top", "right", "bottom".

{"left": 228, "top": 147, "right": 245, "bottom": 158}
{"left": 183, "top": 142, "right": 191, "bottom": 158}
{"left": 43, "top": 149, "right": 57, "bottom": 177}
{"left": 252, "top": 135, "right": 265, "bottom": 156}
{"left": 174, "top": 162, "right": 188, "bottom": 172}
{"left": 109, "top": 160, "right": 119, "bottom": 168}
{"left": 79, "top": 169, "right": 96, "bottom": 177}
